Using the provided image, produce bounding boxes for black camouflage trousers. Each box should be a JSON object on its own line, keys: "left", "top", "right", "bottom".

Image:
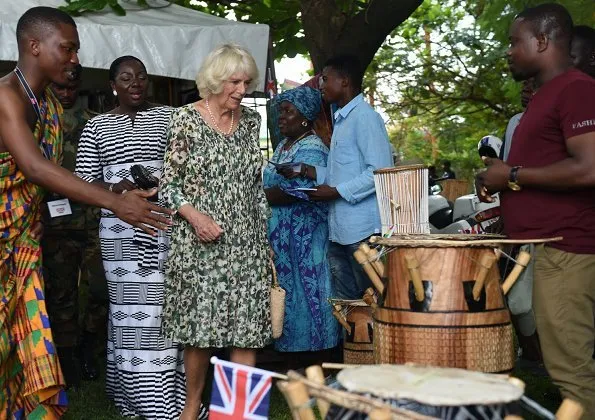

{"left": 42, "top": 228, "right": 108, "bottom": 348}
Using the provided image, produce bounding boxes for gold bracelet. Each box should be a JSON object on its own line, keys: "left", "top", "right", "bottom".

{"left": 108, "top": 183, "right": 115, "bottom": 192}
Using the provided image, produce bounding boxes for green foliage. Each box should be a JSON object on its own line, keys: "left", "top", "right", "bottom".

{"left": 478, "top": 0, "right": 595, "bottom": 44}
{"left": 374, "top": 0, "right": 594, "bottom": 181}
{"left": 174, "top": 1, "right": 308, "bottom": 59}
{"left": 60, "top": 0, "right": 131, "bottom": 16}
{"left": 59, "top": 0, "right": 423, "bottom": 67}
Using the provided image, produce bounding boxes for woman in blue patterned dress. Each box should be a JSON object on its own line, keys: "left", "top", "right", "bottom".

{"left": 264, "top": 86, "right": 339, "bottom": 357}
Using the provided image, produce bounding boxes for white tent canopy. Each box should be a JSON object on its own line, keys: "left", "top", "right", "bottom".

{"left": 0, "top": 0, "right": 270, "bottom": 90}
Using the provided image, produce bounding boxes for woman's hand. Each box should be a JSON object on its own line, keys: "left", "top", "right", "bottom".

{"left": 111, "top": 179, "right": 138, "bottom": 194}
{"left": 186, "top": 208, "right": 223, "bottom": 242}
{"left": 31, "top": 221, "right": 44, "bottom": 241}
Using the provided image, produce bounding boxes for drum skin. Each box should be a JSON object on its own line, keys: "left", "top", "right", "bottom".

{"left": 374, "top": 245, "right": 515, "bottom": 373}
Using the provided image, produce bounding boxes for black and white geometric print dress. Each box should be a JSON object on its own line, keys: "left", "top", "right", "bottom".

{"left": 75, "top": 106, "right": 186, "bottom": 419}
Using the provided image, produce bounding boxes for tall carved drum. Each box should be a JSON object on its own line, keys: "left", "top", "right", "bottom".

{"left": 371, "top": 234, "right": 515, "bottom": 373}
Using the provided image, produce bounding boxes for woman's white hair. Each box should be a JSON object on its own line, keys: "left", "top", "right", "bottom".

{"left": 196, "top": 44, "right": 259, "bottom": 98}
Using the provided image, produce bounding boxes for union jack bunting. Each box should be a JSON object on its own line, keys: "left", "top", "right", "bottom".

{"left": 209, "top": 358, "right": 273, "bottom": 420}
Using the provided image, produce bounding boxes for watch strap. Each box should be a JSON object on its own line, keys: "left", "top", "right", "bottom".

{"left": 509, "top": 166, "right": 522, "bottom": 183}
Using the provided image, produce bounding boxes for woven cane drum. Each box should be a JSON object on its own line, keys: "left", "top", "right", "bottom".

{"left": 373, "top": 165, "right": 430, "bottom": 235}
{"left": 330, "top": 299, "right": 374, "bottom": 365}
{"left": 371, "top": 234, "right": 515, "bottom": 373}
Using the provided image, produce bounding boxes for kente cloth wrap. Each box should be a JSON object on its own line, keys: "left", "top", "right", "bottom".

{"left": 1, "top": 88, "right": 68, "bottom": 418}
{"left": 277, "top": 85, "right": 322, "bottom": 122}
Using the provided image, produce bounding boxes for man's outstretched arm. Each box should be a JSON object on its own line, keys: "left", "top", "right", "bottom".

{"left": 0, "top": 88, "right": 172, "bottom": 235}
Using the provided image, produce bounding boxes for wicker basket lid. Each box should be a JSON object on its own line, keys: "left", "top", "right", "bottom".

{"left": 374, "top": 164, "right": 427, "bottom": 175}
{"left": 371, "top": 234, "right": 562, "bottom": 248}
{"left": 337, "top": 364, "right": 524, "bottom": 406}
{"left": 371, "top": 233, "right": 505, "bottom": 247}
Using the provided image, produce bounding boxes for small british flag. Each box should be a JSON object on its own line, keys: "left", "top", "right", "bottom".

{"left": 209, "top": 358, "right": 274, "bottom": 420}
{"left": 266, "top": 67, "right": 277, "bottom": 99}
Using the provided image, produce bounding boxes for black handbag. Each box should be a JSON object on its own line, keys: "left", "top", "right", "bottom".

{"left": 130, "top": 164, "right": 159, "bottom": 201}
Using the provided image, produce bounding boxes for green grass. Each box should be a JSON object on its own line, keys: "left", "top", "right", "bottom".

{"left": 64, "top": 364, "right": 557, "bottom": 419}
{"left": 64, "top": 373, "right": 291, "bottom": 420}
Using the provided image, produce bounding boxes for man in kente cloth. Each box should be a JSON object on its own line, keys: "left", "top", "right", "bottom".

{"left": 0, "top": 7, "right": 172, "bottom": 417}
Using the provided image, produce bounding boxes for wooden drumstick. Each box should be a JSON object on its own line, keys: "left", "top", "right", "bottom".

{"left": 354, "top": 249, "right": 385, "bottom": 294}
{"left": 321, "top": 362, "right": 359, "bottom": 370}
{"left": 369, "top": 407, "right": 392, "bottom": 420}
{"left": 555, "top": 399, "right": 584, "bottom": 420}
{"left": 332, "top": 304, "right": 352, "bottom": 335}
{"left": 405, "top": 254, "right": 424, "bottom": 302}
{"left": 277, "top": 380, "right": 316, "bottom": 420}
{"left": 369, "top": 248, "right": 385, "bottom": 278}
{"left": 502, "top": 251, "right": 532, "bottom": 295}
{"left": 472, "top": 253, "right": 497, "bottom": 301}
{"left": 362, "top": 288, "right": 378, "bottom": 309}
{"left": 305, "top": 365, "right": 330, "bottom": 418}
{"left": 507, "top": 376, "right": 526, "bottom": 391}
{"left": 360, "top": 243, "right": 385, "bottom": 278}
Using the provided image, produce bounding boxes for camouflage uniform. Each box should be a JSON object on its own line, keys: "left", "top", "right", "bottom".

{"left": 42, "top": 100, "right": 108, "bottom": 348}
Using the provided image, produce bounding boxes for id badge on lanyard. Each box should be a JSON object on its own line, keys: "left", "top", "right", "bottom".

{"left": 14, "top": 67, "right": 71, "bottom": 218}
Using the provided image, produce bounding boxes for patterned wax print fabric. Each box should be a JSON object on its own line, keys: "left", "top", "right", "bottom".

{"left": 0, "top": 88, "right": 68, "bottom": 418}
{"left": 263, "top": 134, "right": 339, "bottom": 352}
{"left": 160, "top": 104, "right": 272, "bottom": 348}
{"left": 276, "top": 86, "right": 322, "bottom": 122}
{"left": 74, "top": 107, "right": 186, "bottom": 420}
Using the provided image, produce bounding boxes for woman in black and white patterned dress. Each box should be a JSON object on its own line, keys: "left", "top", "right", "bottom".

{"left": 75, "top": 56, "right": 187, "bottom": 419}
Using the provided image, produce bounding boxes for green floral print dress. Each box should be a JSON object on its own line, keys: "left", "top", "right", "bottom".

{"left": 160, "top": 104, "right": 272, "bottom": 348}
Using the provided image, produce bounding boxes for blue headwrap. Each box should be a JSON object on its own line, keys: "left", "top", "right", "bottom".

{"left": 277, "top": 86, "right": 322, "bottom": 122}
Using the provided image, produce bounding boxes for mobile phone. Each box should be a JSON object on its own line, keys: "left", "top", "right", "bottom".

{"left": 289, "top": 187, "right": 317, "bottom": 192}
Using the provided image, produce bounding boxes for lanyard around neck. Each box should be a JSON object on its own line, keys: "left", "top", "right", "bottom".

{"left": 14, "top": 67, "right": 51, "bottom": 159}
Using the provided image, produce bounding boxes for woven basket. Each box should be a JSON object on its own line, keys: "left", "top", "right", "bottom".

{"left": 374, "top": 311, "right": 515, "bottom": 373}
{"left": 344, "top": 347, "right": 375, "bottom": 365}
{"left": 270, "top": 261, "right": 285, "bottom": 339}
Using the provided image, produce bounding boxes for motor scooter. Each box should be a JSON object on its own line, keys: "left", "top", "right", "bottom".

{"left": 428, "top": 135, "right": 502, "bottom": 234}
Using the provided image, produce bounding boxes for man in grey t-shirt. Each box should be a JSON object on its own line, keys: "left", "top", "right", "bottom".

{"left": 502, "top": 79, "right": 534, "bottom": 161}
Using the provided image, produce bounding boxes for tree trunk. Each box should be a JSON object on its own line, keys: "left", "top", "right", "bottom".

{"left": 300, "top": 0, "right": 423, "bottom": 74}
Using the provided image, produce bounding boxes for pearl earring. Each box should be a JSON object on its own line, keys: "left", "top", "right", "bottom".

{"left": 112, "top": 90, "right": 117, "bottom": 96}
{"left": 301, "top": 121, "right": 308, "bottom": 127}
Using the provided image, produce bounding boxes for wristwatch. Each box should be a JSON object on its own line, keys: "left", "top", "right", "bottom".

{"left": 508, "top": 166, "right": 522, "bottom": 191}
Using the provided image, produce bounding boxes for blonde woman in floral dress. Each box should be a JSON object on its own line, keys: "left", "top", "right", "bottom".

{"left": 160, "top": 44, "right": 272, "bottom": 420}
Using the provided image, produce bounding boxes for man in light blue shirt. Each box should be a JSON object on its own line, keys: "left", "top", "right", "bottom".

{"left": 307, "top": 54, "right": 393, "bottom": 299}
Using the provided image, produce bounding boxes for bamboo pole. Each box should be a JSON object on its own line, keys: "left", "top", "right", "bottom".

{"left": 354, "top": 249, "right": 385, "bottom": 294}
{"left": 277, "top": 380, "right": 316, "bottom": 420}
{"left": 405, "top": 254, "right": 424, "bottom": 302}
{"left": 305, "top": 365, "right": 330, "bottom": 418}
{"left": 473, "top": 253, "right": 497, "bottom": 301}
{"left": 369, "top": 407, "right": 392, "bottom": 420}
{"left": 555, "top": 399, "right": 584, "bottom": 420}
{"left": 321, "top": 362, "right": 360, "bottom": 370}
{"left": 501, "top": 251, "right": 532, "bottom": 295}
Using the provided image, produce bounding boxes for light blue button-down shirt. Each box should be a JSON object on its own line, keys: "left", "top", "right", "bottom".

{"left": 316, "top": 94, "right": 393, "bottom": 245}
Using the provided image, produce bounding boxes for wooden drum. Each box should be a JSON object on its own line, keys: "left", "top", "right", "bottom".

{"left": 330, "top": 299, "right": 374, "bottom": 365}
{"left": 370, "top": 234, "right": 515, "bottom": 373}
{"left": 373, "top": 165, "right": 429, "bottom": 235}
